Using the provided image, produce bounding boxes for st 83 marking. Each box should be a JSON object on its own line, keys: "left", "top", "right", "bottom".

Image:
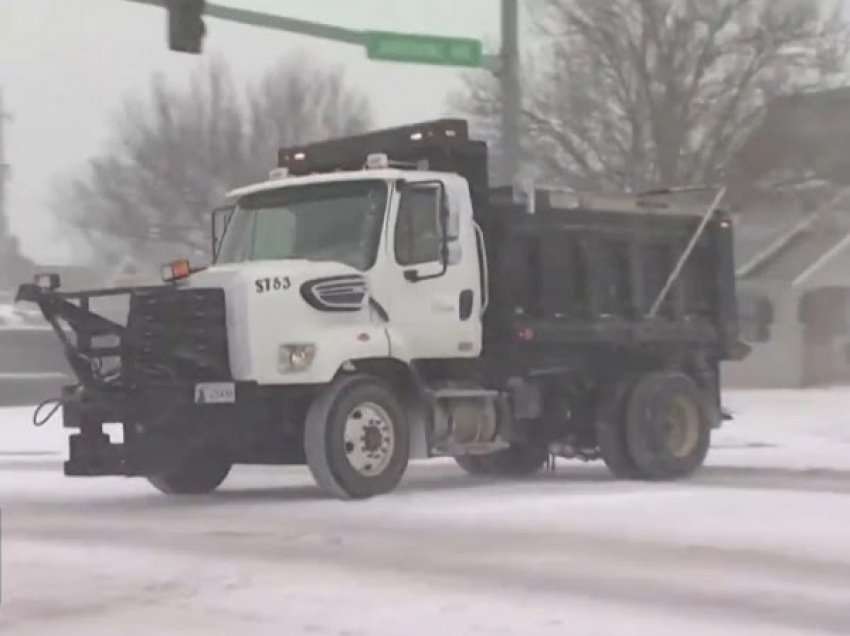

{"left": 255, "top": 276, "right": 291, "bottom": 293}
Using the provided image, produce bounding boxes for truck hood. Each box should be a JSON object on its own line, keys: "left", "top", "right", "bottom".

{"left": 175, "top": 259, "right": 375, "bottom": 382}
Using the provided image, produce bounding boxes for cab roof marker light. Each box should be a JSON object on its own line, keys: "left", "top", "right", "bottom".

{"left": 445, "top": 129, "right": 457, "bottom": 137}
{"left": 294, "top": 152, "right": 307, "bottom": 161}
{"left": 161, "top": 258, "right": 192, "bottom": 283}
{"left": 365, "top": 153, "right": 390, "bottom": 170}
{"left": 410, "top": 131, "right": 424, "bottom": 141}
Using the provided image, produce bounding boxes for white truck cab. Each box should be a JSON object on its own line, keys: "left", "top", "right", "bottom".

{"left": 189, "top": 165, "right": 484, "bottom": 386}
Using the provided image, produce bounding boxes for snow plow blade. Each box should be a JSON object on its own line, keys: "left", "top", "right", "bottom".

{"left": 15, "top": 280, "right": 248, "bottom": 477}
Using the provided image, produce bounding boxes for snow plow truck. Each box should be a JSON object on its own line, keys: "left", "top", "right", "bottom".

{"left": 17, "top": 119, "right": 747, "bottom": 499}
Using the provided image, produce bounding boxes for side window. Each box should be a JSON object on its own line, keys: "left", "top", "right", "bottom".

{"left": 395, "top": 186, "right": 441, "bottom": 266}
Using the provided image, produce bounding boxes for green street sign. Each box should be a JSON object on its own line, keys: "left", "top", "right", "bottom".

{"left": 366, "top": 31, "right": 483, "bottom": 68}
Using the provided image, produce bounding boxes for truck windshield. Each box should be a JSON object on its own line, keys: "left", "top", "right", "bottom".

{"left": 216, "top": 180, "right": 389, "bottom": 271}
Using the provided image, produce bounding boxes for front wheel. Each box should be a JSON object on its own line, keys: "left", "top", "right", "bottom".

{"left": 305, "top": 374, "right": 410, "bottom": 500}
{"left": 147, "top": 449, "right": 232, "bottom": 495}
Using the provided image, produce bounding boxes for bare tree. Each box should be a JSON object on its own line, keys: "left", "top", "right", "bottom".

{"left": 246, "top": 52, "right": 372, "bottom": 169}
{"left": 58, "top": 57, "right": 372, "bottom": 269}
{"left": 454, "top": 0, "right": 849, "bottom": 192}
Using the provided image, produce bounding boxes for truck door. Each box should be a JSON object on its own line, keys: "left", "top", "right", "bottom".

{"left": 378, "top": 178, "right": 482, "bottom": 360}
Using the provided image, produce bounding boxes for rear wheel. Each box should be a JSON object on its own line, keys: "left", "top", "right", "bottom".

{"left": 147, "top": 449, "right": 232, "bottom": 495}
{"left": 454, "top": 444, "right": 548, "bottom": 477}
{"left": 305, "top": 374, "right": 409, "bottom": 500}
{"left": 624, "top": 372, "right": 711, "bottom": 479}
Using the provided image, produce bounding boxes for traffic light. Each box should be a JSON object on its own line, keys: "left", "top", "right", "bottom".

{"left": 167, "top": 0, "right": 205, "bottom": 54}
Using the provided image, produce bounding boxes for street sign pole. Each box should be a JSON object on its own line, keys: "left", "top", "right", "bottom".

{"left": 500, "top": 0, "right": 521, "bottom": 187}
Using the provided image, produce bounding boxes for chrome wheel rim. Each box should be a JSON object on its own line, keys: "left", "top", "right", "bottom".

{"left": 343, "top": 402, "right": 395, "bottom": 477}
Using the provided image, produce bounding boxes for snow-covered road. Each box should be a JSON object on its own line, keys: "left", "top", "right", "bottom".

{"left": 2, "top": 389, "right": 850, "bottom": 635}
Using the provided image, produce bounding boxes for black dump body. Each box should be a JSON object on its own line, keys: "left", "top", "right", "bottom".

{"left": 483, "top": 190, "right": 740, "bottom": 360}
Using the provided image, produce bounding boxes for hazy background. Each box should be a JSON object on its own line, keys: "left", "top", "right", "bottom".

{"left": 0, "top": 0, "right": 501, "bottom": 263}
{"left": 2, "top": 0, "right": 847, "bottom": 267}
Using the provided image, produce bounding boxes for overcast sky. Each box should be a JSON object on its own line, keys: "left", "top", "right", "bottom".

{"left": 0, "top": 0, "right": 501, "bottom": 263}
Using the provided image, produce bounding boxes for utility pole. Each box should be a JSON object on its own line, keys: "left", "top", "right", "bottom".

{"left": 0, "top": 88, "right": 9, "bottom": 243}
{"left": 500, "top": 0, "right": 521, "bottom": 187}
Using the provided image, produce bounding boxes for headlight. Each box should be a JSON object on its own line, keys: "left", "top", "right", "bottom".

{"left": 278, "top": 344, "right": 317, "bottom": 373}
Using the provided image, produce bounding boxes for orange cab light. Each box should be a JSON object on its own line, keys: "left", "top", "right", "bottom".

{"left": 161, "top": 259, "right": 192, "bottom": 283}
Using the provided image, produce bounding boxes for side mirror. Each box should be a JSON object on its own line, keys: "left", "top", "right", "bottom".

{"left": 398, "top": 180, "right": 455, "bottom": 283}
{"left": 441, "top": 189, "right": 464, "bottom": 266}
{"left": 446, "top": 241, "right": 463, "bottom": 266}
{"left": 439, "top": 189, "right": 450, "bottom": 269}
{"left": 211, "top": 204, "right": 235, "bottom": 261}
{"left": 445, "top": 203, "right": 460, "bottom": 241}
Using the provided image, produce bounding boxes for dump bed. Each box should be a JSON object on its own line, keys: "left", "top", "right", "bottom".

{"left": 484, "top": 189, "right": 740, "bottom": 360}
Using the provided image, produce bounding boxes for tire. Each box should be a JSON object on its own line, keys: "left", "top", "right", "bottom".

{"left": 305, "top": 374, "right": 410, "bottom": 500}
{"left": 624, "top": 372, "right": 711, "bottom": 480}
{"left": 454, "top": 444, "right": 548, "bottom": 477}
{"left": 595, "top": 380, "right": 641, "bottom": 479}
{"left": 147, "top": 449, "right": 232, "bottom": 495}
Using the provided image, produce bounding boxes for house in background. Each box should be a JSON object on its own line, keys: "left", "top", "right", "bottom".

{"left": 729, "top": 195, "right": 850, "bottom": 387}
{"left": 724, "top": 88, "right": 850, "bottom": 388}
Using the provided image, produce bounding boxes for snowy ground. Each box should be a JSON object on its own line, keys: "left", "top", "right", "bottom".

{"left": 2, "top": 389, "right": 850, "bottom": 635}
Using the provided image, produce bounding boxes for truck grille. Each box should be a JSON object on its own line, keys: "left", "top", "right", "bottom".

{"left": 123, "top": 287, "right": 230, "bottom": 384}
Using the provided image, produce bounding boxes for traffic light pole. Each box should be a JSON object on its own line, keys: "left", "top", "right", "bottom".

{"left": 128, "top": 0, "right": 521, "bottom": 184}
{"left": 500, "top": 0, "right": 521, "bottom": 187}
{"left": 127, "top": 0, "right": 366, "bottom": 45}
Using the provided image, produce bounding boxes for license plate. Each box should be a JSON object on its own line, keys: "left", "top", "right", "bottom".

{"left": 194, "top": 382, "right": 236, "bottom": 404}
